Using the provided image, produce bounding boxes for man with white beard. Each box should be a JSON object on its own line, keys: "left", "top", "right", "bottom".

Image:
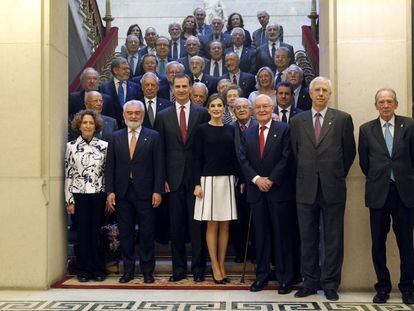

{"left": 105, "top": 100, "right": 164, "bottom": 284}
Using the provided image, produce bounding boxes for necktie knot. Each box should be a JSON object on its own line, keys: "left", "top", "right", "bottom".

{"left": 119, "top": 81, "right": 123, "bottom": 86}
{"left": 282, "top": 109, "right": 287, "bottom": 114}
{"left": 260, "top": 125, "right": 266, "bottom": 132}
{"left": 385, "top": 122, "right": 391, "bottom": 129}
{"left": 240, "top": 124, "right": 247, "bottom": 132}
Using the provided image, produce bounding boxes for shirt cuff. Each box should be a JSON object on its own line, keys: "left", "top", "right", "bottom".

{"left": 252, "top": 175, "right": 260, "bottom": 184}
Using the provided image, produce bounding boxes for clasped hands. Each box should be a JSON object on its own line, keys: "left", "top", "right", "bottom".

{"left": 255, "top": 177, "right": 273, "bottom": 192}
{"left": 105, "top": 192, "right": 162, "bottom": 213}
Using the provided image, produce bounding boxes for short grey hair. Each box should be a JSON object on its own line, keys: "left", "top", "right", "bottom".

{"left": 309, "top": 76, "right": 332, "bottom": 93}
{"left": 286, "top": 64, "right": 303, "bottom": 76}
{"left": 252, "top": 94, "right": 273, "bottom": 108}
{"left": 192, "top": 82, "right": 208, "bottom": 94}
{"left": 233, "top": 97, "right": 252, "bottom": 111}
{"left": 80, "top": 67, "right": 99, "bottom": 81}
{"left": 140, "top": 72, "right": 160, "bottom": 85}
{"left": 123, "top": 100, "right": 145, "bottom": 112}
{"left": 166, "top": 61, "right": 185, "bottom": 73}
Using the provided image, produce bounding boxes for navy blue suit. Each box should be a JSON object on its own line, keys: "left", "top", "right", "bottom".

{"left": 131, "top": 74, "right": 168, "bottom": 95}
{"left": 224, "top": 28, "right": 252, "bottom": 47}
{"left": 178, "top": 55, "right": 206, "bottom": 74}
{"left": 204, "top": 59, "right": 228, "bottom": 77}
{"left": 169, "top": 39, "right": 187, "bottom": 60}
{"left": 225, "top": 46, "right": 256, "bottom": 74}
{"left": 274, "top": 105, "right": 303, "bottom": 123}
{"left": 99, "top": 80, "right": 141, "bottom": 128}
{"left": 295, "top": 86, "right": 312, "bottom": 111}
{"left": 221, "top": 71, "right": 256, "bottom": 98}
{"left": 190, "top": 74, "right": 218, "bottom": 96}
{"left": 200, "top": 33, "right": 232, "bottom": 57}
{"left": 105, "top": 126, "right": 164, "bottom": 275}
{"left": 240, "top": 120, "right": 297, "bottom": 285}
{"left": 255, "top": 42, "right": 294, "bottom": 72}
{"left": 154, "top": 103, "right": 210, "bottom": 277}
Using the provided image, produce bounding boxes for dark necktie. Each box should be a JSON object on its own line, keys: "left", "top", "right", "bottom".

{"left": 194, "top": 77, "right": 200, "bottom": 82}
{"left": 271, "top": 43, "right": 276, "bottom": 58}
{"left": 147, "top": 100, "right": 155, "bottom": 127}
{"left": 173, "top": 42, "right": 178, "bottom": 60}
{"left": 129, "top": 56, "right": 135, "bottom": 75}
{"left": 214, "top": 34, "right": 219, "bottom": 40}
{"left": 259, "top": 125, "right": 265, "bottom": 158}
{"left": 213, "top": 61, "right": 220, "bottom": 77}
{"left": 232, "top": 74, "right": 237, "bottom": 85}
{"left": 179, "top": 106, "right": 187, "bottom": 144}
{"left": 158, "top": 59, "right": 166, "bottom": 76}
{"left": 240, "top": 124, "right": 247, "bottom": 132}
{"left": 118, "top": 81, "right": 125, "bottom": 107}
{"left": 261, "top": 28, "right": 266, "bottom": 44}
{"left": 198, "top": 25, "right": 203, "bottom": 35}
{"left": 281, "top": 109, "right": 287, "bottom": 123}
{"left": 314, "top": 112, "right": 321, "bottom": 143}
{"left": 275, "top": 72, "right": 282, "bottom": 86}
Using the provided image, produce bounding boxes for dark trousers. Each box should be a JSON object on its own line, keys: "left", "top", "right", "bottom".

{"left": 117, "top": 182, "right": 155, "bottom": 274}
{"left": 251, "top": 195, "right": 297, "bottom": 284}
{"left": 73, "top": 193, "right": 106, "bottom": 276}
{"left": 297, "top": 184, "right": 345, "bottom": 291}
{"left": 370, "top": 182, "right": 414, "bottom": 293}
{"left": 169, "top": 180, "right": 206, "bottom": 276}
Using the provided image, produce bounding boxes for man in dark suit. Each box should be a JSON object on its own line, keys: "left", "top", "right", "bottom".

{"left": 222, "top": 52, "right": 256, "bottom": 98}
{"left": 155, "top": 36, "right": 172, "bottom": 76}
{"left": 138, "top": 72, "right": 172, "bottom": 129}
{"left": 290, "top": 77, "right": 356, "bottom": 301}
{"left": 286, "top": 64, "right": 312, "bottom": 110}
{"left": 256, "top": 23, "right": 294, "bottom": 73}
{"left": 191, "top": 82, "right": 208, "bottom": 107}
{"left": 106, "top": 100, "right": 164, "bottom": 284}
{"left": 230, "top": 97, "right": 258, "bottom": 263}
{"left": 168, "top": 23, "right": 187, "bottom": 60}
{"left": 68, "top": 67, "right": 112, "bottom": 119}
{"left": 240, "top": 94, "right": 297, "bottom": 294}
{"left": 194, "top": 8, "right": 212, "bottom": 37}
{"left": 200, "top": 16, "right": 231, "bottom": 56}
{"left": 204, "top": 41, "right": 228, "bottom": 77}
{"left": 359, "top": 88, "right": 414, "bottom": 304}
{"left": 138, "top": 27, "right": 158, "bottom": 57}
{"left": 158, "top": 61, "right": 185, "bottom": 101}
{"left": 274, "top": 47, "right": 291, "bottom": 86}
{"left": 131, "top": 55, "right": 169, "bottom": 92}
{"left": 178, "top": 36, "right": 205, "bottom": 74}
{"left": 189, "top": 56, "right": 217, "bottom": 96}
{"left": 121, "top": 35, "right": 141, "bottom": 77}
{"left": 99, "top": 57, "right": 141, "bottom": 128}
{"left": 225, "top": 27, "right": 256, "bottom": 74}
{"left": 252, "top": 11, "right": 270, "bottom": 49}
{"left": 154, "top": 73, "right": 210, "bottom": 282}
{"left": 274, "top": 81, "right": 302, "bottom": 123}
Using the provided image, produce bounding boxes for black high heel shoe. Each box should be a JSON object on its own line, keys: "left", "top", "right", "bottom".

{"left": 223, "top": 277, "right": 231, "bottom": 283}
{"left": 210, "top": 269, "right": 225, "bottom": 284}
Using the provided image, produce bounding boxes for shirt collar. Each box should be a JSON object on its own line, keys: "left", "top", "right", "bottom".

{"left": 176, "top": 101, "right": 190, "bottom": 110}
{"left": 113, "top": 77, "right": 125, "bottom": 85}
{"left": 278, "top": 105, "right": 291, "bottom": 112}
{"left": 144, "top": 96, "right": 156, "bottom": 103}
{"left": 379, "top": 115, "right": 395, "bottom": 127}
{"left": 312, "top": 106, "right": 328, "bottom": 118}
{"left": 128, "top": 126, "right": 141, "bottom": 134}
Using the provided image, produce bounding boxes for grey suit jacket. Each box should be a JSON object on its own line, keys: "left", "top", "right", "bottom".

{"left": 359, "top": 115, "right": 414, "bottom": 209}
{"left": 290, "top": 108, "right": 356, "bottom": 204}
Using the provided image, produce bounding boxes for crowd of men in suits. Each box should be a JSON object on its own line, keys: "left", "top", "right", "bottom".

{"left": 68, "top": 8, "right": 414, "bottom": 304}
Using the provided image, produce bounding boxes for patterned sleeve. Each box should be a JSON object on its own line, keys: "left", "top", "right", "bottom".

{"left": 64, "top": 143, "right": 75, "bottom": 206}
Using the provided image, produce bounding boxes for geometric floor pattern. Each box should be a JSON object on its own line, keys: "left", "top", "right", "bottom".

{"left": 0, "top": 301, "right": 413, "bottom": 310}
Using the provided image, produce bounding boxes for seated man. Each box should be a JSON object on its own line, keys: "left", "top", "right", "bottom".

{"left": 285, "top": 64, "right": 312, "bottom": 110}
{"left": 204, "top": 41, "right": 227, "bottom": 77}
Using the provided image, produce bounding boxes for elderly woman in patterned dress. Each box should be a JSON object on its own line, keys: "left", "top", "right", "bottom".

{"left": 65, "top": 109, "right": 108, "bottom": 283}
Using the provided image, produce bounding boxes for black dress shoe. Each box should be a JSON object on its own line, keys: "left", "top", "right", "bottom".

{"left": 77, "top": 274, "right": 90, "bottom": 282}
{"left": 193, "top": 274, "right": 205, "bottom": 282}
{"left": 325, "top": 289, "right": 339, "bottom": 301}
{"left": 402, "top": 291, "right": 414, "bottom": 304}
{"left": 278, "top": 283, "right": 292, "bottom": 295}
{"left": 143, "top": 272, "right": 155, "bottom": 284}
{"left": 373, "top": 291, "right": 389, "bottom": 303}
{"left": 168, "top": 274, "right": 186, "bottom": 282}
{"left": 223, "top": 277, "right": 231, "bottom": 283}
{"left": 295, "top": 287, "right": 317, "bottom": 298}
{"left": 250, "top": 280, "right": 268, "bottom": 292}
{"left": 93, "top": 274, "right": 106, "bottom": 282}
{"left": 119, "top": 273, "right": 134, "bottom": 283}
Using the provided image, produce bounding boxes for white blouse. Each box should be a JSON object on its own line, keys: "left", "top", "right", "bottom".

{"left": 64, "top": 136, "right": 108, "bottom": 206}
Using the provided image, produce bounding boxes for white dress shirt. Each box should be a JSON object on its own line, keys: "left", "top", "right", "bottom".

{"left": 114, "top": 77, "right": 127, "bottom": 101}
{"left": 176, "top": 101, "right": 190, "bottom": 127}
{"left": 379, "top": 115, "right": 395, "bottom": 137}
{"left": 268, "top": 40, "right": 280, "bottom": 55}
{"left": 293, "top": 85, "right": 302, "bottom": 107}
{"left": 233, "top": 45, "right": 243, "bottom": 58}
{"left": 145, "top": 97, "right": 157, "bottom": 115}
{"left": 312, "top": 106, "right": 328, "bottom": 127}
{"left": 127, "top": 52, "right": 139, "bottom": 74}
{"left": 278, "top": 105, "right": 291, "bottom": 122}
{"left": 209, "top": 59, "right": 224, "bottom": 76}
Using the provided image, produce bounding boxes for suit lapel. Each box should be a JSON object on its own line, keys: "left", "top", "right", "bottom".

{"left": 392, "top": 115, "right": 405, "bottom": 156}
{"left": 302, "top": 111, "right": 316, "bottom": 146}
{"left": 372, "top": 118, "right": 389, "bottom": 156}
{"left": 168, "top": 106, "right": 182, "bottom": 144}
{"left": 318, "top": 108, "right": 334, "bottom": 145}
{"left": 250, "top": 124, "right": 261, "bottom": 161}
{"left": 262, "top": 121, "right": 276, "bottom": 158}
{"left": 186, "top": 104, "right": 198, "bottom": 142}
{"left": 132, "top": 127, "right": 147, "bottom": 160}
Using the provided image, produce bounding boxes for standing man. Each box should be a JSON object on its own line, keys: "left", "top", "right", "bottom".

{"left": 290, "top": 76, "right": 356, "bottom": 301}
{"left": 99, "top": 57, "right": 141, "bottom": 128}
{"left": 168, "top": 23, "right": 186, "bottom": 60}
{"left": 240, "top": 94, "right": 296, "bottom": 293}
{"left": 204, "top": 41, "right": 227, "bottom": 77}
{"left": 225, "top": 27, "right": 256, "bottom": 74}
{"left": 155, "top": 36, "right": 172, "bottom": 76}
{"left": 194, "top": 7, "right": 212, "bottom": 37}
{"left": 222, "top": 52, "right": 256, "bottom": 98}
{"left": 191, "top": 82, "right": 209, "bottom": 106}
{"left": 359, "top": 88, "right": 414, "bottom": 304}
{"left": 122, "top": 34, "right": 141, "bottom": 77}
{"left": 252, "top": 11, "right": 270, "bottom": 48}
{"left": 178, "top": 36, "right": 205, "bottom": 74}
{"left": 200, "top": 16, "right": 232, "bottom": 56}
{"left": 273, "top": 47, "right": 291, "bottom": 86}
{"left": 154, "top": 73, "right": 210, "bottom": 282}
{"left": 285, "top": 64, "right": 312, "bottom": 111}
{"left": 158, "top": 61, "right": 185, "bottom": 101}
{"left": 189, "top": 56, "right": 217, "bottom": 96}
{"left": 274, "top": 81, "right": 302, "bottom": 123}
{"left": 105, "top": 100, "right": 164, "bottom": 284}
{"left": 139, "top": 27, "right": 158, "bottom": 56}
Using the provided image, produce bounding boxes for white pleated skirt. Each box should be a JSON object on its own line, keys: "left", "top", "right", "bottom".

{"left": 194, "top": 175, "right": 238, "bottom": 221}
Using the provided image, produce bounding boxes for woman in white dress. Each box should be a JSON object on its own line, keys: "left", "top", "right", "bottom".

{"left": 193, "top": 94, "right": 242, "bottom": 284}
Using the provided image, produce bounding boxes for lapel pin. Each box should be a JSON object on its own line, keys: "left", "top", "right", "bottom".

{"left": 273, "top": 134, "right": 277, "bottom": 137}
{"left": 144, "top": 138, "right": 148, "bottom": 141}
{"left": 401, "top": 124, "right": 404, "bottom": 128}
{"left": 329, "top": 122, "right": 332, "bottom": 125}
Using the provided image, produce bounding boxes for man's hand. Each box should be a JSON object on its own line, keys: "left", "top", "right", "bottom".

{"left": 263, "top": 177, "right": 274, "bottom": 188}
{"left": 255, "top": 177, "right": 272, "bottom": 192}
{"left": 193, "top": 185, "right": 203, "bottom": 198}
{"left": 106, "top": 192, "right": 116, "bottom": 213}
{"left": 165, "top": 181, "right": 171, "bottom": 193}
{"left": 66, "top": 204, "right": 75, "bottom": 215}
{"left": 152, "top": 193, "right": 162, "bottom": 208}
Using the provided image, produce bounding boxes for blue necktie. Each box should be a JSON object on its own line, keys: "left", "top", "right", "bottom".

{"left": 118, "top": 81, "right": 125, "bottom": 107}
{"left": 213, "top": 61, "right": 220, "bottom": 77}
{"left": 384, "top": 122, "right": 395, "bottom": 181}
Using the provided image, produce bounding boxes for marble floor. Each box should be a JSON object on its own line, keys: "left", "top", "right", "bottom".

{"left": 0, "top": 289, "right": 413, "bottom": 310}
